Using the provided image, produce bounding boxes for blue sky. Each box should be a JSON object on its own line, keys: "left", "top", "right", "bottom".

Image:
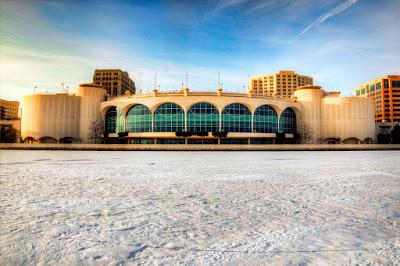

{"left": 0, "top": 0, "right": 399, "bottom": 100}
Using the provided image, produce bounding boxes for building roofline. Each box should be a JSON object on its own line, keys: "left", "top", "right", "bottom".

{"left": 107, "top": 90, "right": 297, "bottom": 102}
{"left": 356, "top": 75, "right": 400, "bottom": 89}
{"left": 79, "top": 83, "right": 104, "bottom": 88}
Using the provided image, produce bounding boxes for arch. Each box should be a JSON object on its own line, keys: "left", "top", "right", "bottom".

{"left": 187, "top": 102, "right": 219, "bottom": 132}
{"left": 253, "top": 105, "right": 278, "bottom": 133}
{"left": 154, "top": 103, "right": 185, "bottom": 132}
{"left": 23, "top": 136, "right": 36, "bottom": 143}
{"left": 279, "top": 108, "right": 297, "bottom": 134}
{"left": 126, "top": 104, "right": 152, "bottom": 132}
{"left": 39, "top": 136, "right": 57, "bottom": 144}
{"left": 343, "top": 137, "right": 360, "bottom": 144}
{"left": 221, "top": 103, "right": 251, "bottom": 132}
{"left": 323, "top": 138, "right": 341, "bottom": 144}
{"left": 104, "top": 106, "right": 118, "bottom": 133}
{"left": 59, "top": 137, "right": 77, "bottom": 144}
{"left": 362, "top": 137, "right": 373, "bottom": 144}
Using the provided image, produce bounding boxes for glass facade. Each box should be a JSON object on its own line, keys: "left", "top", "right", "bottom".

{"left": 130, "top": 138, "right": 155, "bottom": 144}
{"left": 279, "top": 108, "right": 297, "bottom": 133}
{"left": 250, "top": 138, "right": 273, "bottom": 144}
{"left": 188, "top": 139, "right": 218, "bottom": 144}
{"left": 104, "top": 101, "right": 301, "bottom": 143}
{"left": 154, "top": 103, "right": 185, "bottom": 132}
{"left": 253, "top": 105, "right": 278, "bottom": 133}
{"left": 187, "top": 102, "right": 219, "bottom": 132}
{"left": 220, "top": 138, "right": 248, "bottom": 144}
{"left": 157, "top": 138, "right": 185, "bottom": 144}
{"left": 105, "top": 107, "right": 117, "bottom": 133}
{"left": 221, "top": 103, "right": 251, "bottom": 132}
{"left": 126, "top": 104, "right": 152, "bottom": 132}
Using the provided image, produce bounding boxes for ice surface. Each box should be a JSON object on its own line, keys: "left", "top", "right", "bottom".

{"left": 0, "top": 150, "right": 399, "bottom": 265}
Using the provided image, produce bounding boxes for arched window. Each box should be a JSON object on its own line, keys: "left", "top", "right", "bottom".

{"left": 253, "top": 105, "right": 278, "bottom": 133}
{"left": 221, "top": 103, "right": 251, "bottom": 132}
{"left": 105, "top": 107, "right": 117, "bottom": 133}
{"left": 279, "top": 108, "right": 296, "bottom": 133}
{"left": 126, "top": 105, "right": 152, "bottom": 132}
{"left": 187, "top": 102, "right": 219, "bottom": 132}
{"left": 154, "top": 103, "right": 185, "bottom": 132}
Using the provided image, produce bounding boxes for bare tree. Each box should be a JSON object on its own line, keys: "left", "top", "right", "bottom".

{"left": 87, "top": 117, "right": 104, "bottom": 144}
{"left": 297, "top": 122, "right": 314, "bottom": 144}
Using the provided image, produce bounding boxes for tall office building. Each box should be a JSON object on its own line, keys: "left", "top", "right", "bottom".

{"left": 0, "top": 99, "right": 20, "bottom": 120}
{"left": 356, "top": 75, "right": 400, "bottom": 123}
{"left": 249, "top": 70, "right": 313, "bottom": 98}
{"left": 93, "top": 69, "right": 136, "bottom": 97}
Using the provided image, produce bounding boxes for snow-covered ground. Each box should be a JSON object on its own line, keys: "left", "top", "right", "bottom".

{"left": 0, "top": 150, "right": 399, "bottom": 265}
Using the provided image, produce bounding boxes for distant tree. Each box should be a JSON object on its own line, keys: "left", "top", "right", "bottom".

{"left": 297, "top": 122, "right": 314, "bottom": 144}
{"left": 87, "top": 117, "right": 104, "bottom": 144}
{"left": 391, "top": 124, "right": 400, "bottom": 144}
{"left": 0, "top": 125, "right": 18, "bottom": 143}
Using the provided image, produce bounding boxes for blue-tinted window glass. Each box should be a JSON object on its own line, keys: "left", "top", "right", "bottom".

{"left": 126, "top": 105, "right": 152, "bottom": 132}
{"left": 105, "top": 107, "right": 117, "bottom": 133}
{"left": 221, "top": 103, "right": 251, "bottom": 132}
{"left": 253, "top": 105, "right": 278, "bottom": 133}
{"left": 154, "top": 103, "right": 185, "bottom": 132}
{"left": 279, "top": 108, "right": 297, "bottom": 133}
{"left": 187, "top": 102, "right": 219, "bottom": 132}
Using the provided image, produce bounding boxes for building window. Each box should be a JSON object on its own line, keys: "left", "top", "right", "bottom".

{"left": 384, "top": 79, "right": 389, "bottom": 88}
{"left": 220, "top": 138, "right": 248, "bottom": 144}
{"left": 126, "top": 104, "right": 152, "bottom": 132}
{"left": 221, "top": 103, "right": 251, "bottom": 132}
{"left": 187, "top": 102, "right": 219, "bottom": 132}
{"left": 370, "top": 84, "right": 375, "bottom": 92}
{"left": 105, "top": 107, "right": 117, "bottom": 133}
{"left": 157, "top": 138, "right": 185, "bottom": 144}
{"left": 253, "top": 105, "right": 278, "bottom": 133}
{"left": 188, "top": 139, "right": 218, "bottom": 144}
{"left": 154, "top": 103, "right": 184, "bottom": 132}
{"left": 392, "top": 81, "right": 400, "bottom": 88}
{"left": 376, "top": 82, "right": 382, "bottom": 90}
{"left": 279, "top": 108, "right": 296, "bottom": 134}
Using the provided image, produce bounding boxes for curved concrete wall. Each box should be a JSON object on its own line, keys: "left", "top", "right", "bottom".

{"left": 76, "top": 84, "right": 106, "bottom": 143}
{"left": 293, "top": 86, "right": 323, "bottom": 142}
{"left": 321, "top": 96, "right": 375, "bottom": 142}
{"left": 21, "top": 94, "right": 81, "bottom": 141}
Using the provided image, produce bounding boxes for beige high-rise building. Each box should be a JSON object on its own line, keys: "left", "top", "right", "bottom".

{"left": 0, "top": 99, "right": 20, "bottom": 120}
{"left": 249, "top": 70, "right": 313, "bottom": 98}
{"left": 93, "top": 69, "right": 136, "bottom": 98}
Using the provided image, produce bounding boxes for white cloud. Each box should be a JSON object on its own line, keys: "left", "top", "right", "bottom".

{"left": 203, "top": 0, "right": 248, "bottom": 20}
{"left": 300, "top": 0, "right": 359, "bottom": 36}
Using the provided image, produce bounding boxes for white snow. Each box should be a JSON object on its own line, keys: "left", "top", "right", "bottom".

{"left": 0, "top": 150, "right": 399, "bottom": 265}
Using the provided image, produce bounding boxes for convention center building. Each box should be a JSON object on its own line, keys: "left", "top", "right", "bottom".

{"left": 21, "top": 84, "right": 375, "bottom": 144}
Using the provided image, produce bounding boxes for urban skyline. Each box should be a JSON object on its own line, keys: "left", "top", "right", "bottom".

{"left": 1, "top": 0, "right": 400, "bottom": 101}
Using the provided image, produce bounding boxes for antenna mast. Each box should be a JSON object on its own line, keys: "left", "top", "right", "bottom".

{"left": 139, "top": 72, "right": 143, "bottom": 93}
{"left": 154, "top": 73, "right": 157, "bottom": 90}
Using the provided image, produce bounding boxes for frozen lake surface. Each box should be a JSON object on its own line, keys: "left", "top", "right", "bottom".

{"left": 0, "top": 150, "right": 399, "bottom": 265}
